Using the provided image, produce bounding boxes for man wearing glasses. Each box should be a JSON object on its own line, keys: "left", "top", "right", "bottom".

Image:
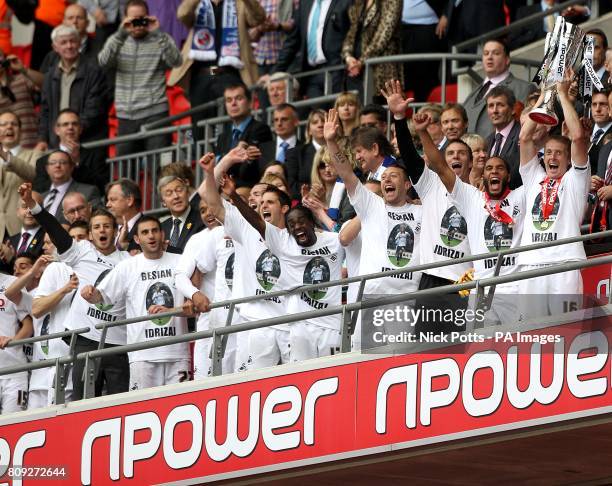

{"left": 158, "top": 175, "right": 204, "bottom": 252}
{"left": 41, "top": 149, "right": 100, "bottom": 224}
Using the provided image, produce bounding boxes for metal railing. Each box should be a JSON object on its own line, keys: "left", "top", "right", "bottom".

{"left": 1, "top": 230, "right": 610, "bottom": 405}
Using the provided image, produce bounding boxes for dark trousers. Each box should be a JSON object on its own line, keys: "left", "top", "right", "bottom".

{"left": 72, "top": 335, "right": 129, "bottom": 400}
{"left": 413, "top": 272, "right": 467, "bottom": 336}
{"left": 31, "top": 20, "right": 53, "bottom": 71}
{"left": 189, "top": 63, "right": 242, "bottom": 142}
{"left": 400, "top": 23, "right": 446, "bottom": 102}
{"left": 299, "top": 67, "right": 344, "bottom": 100}
{"left": 116, "top": 112, "right": 171, "bottom": 156}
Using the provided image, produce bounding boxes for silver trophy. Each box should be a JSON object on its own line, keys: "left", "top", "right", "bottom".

{"left": 530, "top": 17, "right": 585, "bottom": 126}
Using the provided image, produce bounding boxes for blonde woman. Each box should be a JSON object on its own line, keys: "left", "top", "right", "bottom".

{"left": 462, "top": 133, "right": 487, "bottom": 189}
{"left": 334, "top": 92, "right": 361, "bottom": 136}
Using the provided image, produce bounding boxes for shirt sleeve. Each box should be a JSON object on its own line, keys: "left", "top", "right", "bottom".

{"left": 174, "top": 236, "right": 202, "bottom": 300}
{"left": 413, "top": 166, "right": 436, "bottom": 200}
{"left": 348, "top": 182, "right": 378, "bottom": 222}
{"left": 57, "top": 240, "right": 87, "bottom": 268}
{"left": 222, "top": 199, "right": 248, "bottom": 245}
{"left": 96, "top": 261, "right": 127, "bottom": 306}
{"left": 263, "top": 222, "right": 289, "bottom": 256}
{"left": 519, "top": 155, "right": 545, "bottom": 187}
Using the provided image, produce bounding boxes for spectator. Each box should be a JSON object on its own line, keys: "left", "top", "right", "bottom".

{"left": 62, "top": 191, "right": 92, "bottom": 224}
{"left": 251, "top": 0, "right": 295, "bottom": 77}
{"left": 359, "top": 104, "right": 388, "bottom": 134}
{"left": 462, "top": 133, "right": 487, "bottom": 188}
{"left": 399, "top": 0, "right": 448, "bottom": 102}
{"left": 335, "top": 92, "right": 360, "bottom": 137}
{"left": 168, "top": 0, "right": 266, "bottom": 141}
{"left": 214, "top": 82, "right": 273, "bottom": 188}
{"left": 341, "top": 0, "right": 402, "bottom": 100}
{"left": 41, "top": 4, "right": 99, "bottom": 73}
{"left": 594, "top": 137, "right": 612, "bottom": 234}
{"left": 484, "top": 85, "right": 521, "bottom": 189}
{"left": 417, "top": 103, "right": 444, "bottom": 149}
{"left": 68, "top": 220, "right": 90, "bottom": 241}
{"left": 105, "top": 178, "right": 143, "bottom": 251}
{"left": 309, "top": 155, "right": 337, "bottom": 206}
{"left": 350, "top": 126, "right": 396, "bottom": 182}
{"left": 445, "top": 0, "right": 504, "bottom": 48}
{"left": 272, "top": 102, "right": 299, "bottom": 162}
{"left": 31, "top": 0, "right": 68, "bottom": 70}
{"left": 0, "top": 52, "right": 43, "bottom": 148}
{"left": 588, "top": 90, "right": 612, "bottom": 174}
{"left": 260, "top": 172, "right": 289, "bottom": 193}
{"left": 604, "top": 47, "right": 612, "bottom": 87}
{"left": 158, "top": 175, "right": 204, "bottom": 252}
{"left": 98, "top": 0, "right": 183, "bottom": 156}
{"left": 270, "top": 0, "right": 351, "bottom": 99}
{"left": 0, "top": 111, "right": 43, "bottom": 239}
{"left": 41, "top": 149, "right": 100, "bottom": 224}
{"left": 262, "top": 161, "right": 288, "bottom": 181}
{"left": 78, "top": 0, "right": 122, "bottom": 54}
{"left": 6, "top": 192, "right": 46, "bottom": 262}
{"left": 265, "top": 72, "right": 299, "bottom": 107}
{"left": 586, "top": 29, "right": 609, "bottom": 88}
{"left": 38, "top": 25, "right": 110, "bottom": 150}
{"left": 34, "top": 110, "right": 109, "bottom": 194}
{"left": 286, "top": 108, "right": 325, "bottom": 199}
{"left": 508, "top": 0, "right": 590, "bottom": 51}
{"left": 462, "top": 38, "right": 536, "bottom": 137}
{"left": 440, "top": 103, "right": 468, "bottom": 150}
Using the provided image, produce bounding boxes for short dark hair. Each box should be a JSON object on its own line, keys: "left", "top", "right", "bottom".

{"left": 587, "top": 29, "right": 608, "bottom": 49}
{"left": 125, "top": 0, "right": 149, "bottom": 15}
{"left": 55, "top": 108, "right": 80, "bottom": 124}
{"left": 442, "top": 103, "right": 468, "bottom": 122}
{"left": 47, "top": 149, "right": 73, "bottom": 165}
{"left": 384, "top": 162, "right": 410, "bottom": 180}
{"left": 135, "top": 215, "right": 161, "bottom": 234}
{"left": 485, "top": 85, "right": 516, "bottom": 107}
{"left": 0, "top": 110, "right": 21, "bottom": 127}
{"left": 350, "top": 126, "right": 395, "bottom": 157}
{"left": 105, "top": 178, "right": 142, "bottom": 209}
{"left": 486, "top": 156, "right": 511, "bottom": 173}
{"left": 361, "top": 104, "right": 387, "bottom": 124}
{"left": 263, "top": 185, "right": 291, "bottom": 208}
{"left": 445, "top": 139, "right": 473, "bottom": 161}
{"left": 224, "top": 82, "right": 251, "bottom": 102}
{"left": 484, "top": 37, "right": 510, "bottom": 57}
{"left": 14, "top": 252, "right": 36, "bottom": 265}
{"left": 285, "top": 204, "right": 315, "bottom": 227}
{"left": 593, "top": 88, "right": 611, "bottom": 99}
{"left": 88, "top": 208, "right": 117, "bottom": 230}
{"left": 263, "top": 161, "right": 288, "bottom": 180}
{"left": 274, "top": 103, "right": 298, "bottom": 117}
{"left": 68, "top": 220, "right": 88, "bottom": 232}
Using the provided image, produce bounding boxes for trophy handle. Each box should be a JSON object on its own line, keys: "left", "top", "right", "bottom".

{"left": 529, "top": 88, "right": 559, "bottom": 126}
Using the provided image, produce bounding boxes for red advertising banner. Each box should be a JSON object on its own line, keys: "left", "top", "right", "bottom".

{"left": 0, "top": 313, "right": 610, "bottom": 485}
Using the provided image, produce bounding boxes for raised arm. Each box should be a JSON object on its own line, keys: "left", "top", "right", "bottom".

{"left": 4, "top": 255, "right": 53, "bottom": 306}
{"left": 380, "top": 80, "right": 424, "bottom": 183}
{"left": 413, "top": 112, "right": 455, "bottom": 193}
{"left": 199, "top": 152, "right": 226, "bottom": 223}
{"left": 557, "top": 71, "right": 587, "bottom": 166}
{"left": 338, "top": 216, "right": 361, "bottom": 247}
{"left": 0, "top": 315, "right": 33, "bottom": 349}
{"left": 18, "top": 183, "right": 72, "bottom": 253}
{"left": 324, "top": 109, "right": 359, "bottom": 197}
{"left": 224, "top": 176, "right": 266, "bottom": 239}
{"left": 32, "top": 273, "right": 79, "bottom": 319}
{"left": 519, "top": 89, "right": 544, "bottom": 165}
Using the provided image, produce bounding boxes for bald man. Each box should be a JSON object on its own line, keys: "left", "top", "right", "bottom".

{"left": 62, "top": 191, "right": 92, "bottom": 224}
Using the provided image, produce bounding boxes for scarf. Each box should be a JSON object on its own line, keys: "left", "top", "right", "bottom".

{"left": 540, "top": 176, "right": 562, "bottom": 221}
{"left": 484, "top": 188, "right": 513, "bottom": 225}
{"left": 190, "top": 0, "right": 243, "bottom": 70}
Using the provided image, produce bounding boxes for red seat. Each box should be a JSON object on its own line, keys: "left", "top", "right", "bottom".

{"left": 427, "top": 84, "right": 458, "bottom": 103}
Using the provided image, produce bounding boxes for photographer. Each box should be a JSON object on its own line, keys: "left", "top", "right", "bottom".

{"left": 98, "top": 0, "right": 182, "bottom": 156}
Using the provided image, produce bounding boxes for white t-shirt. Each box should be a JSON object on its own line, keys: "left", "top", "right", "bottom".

{"left": 264, "top": 224, "right": 345, "bottom": 330}
{"left": 96, "top": 252, "right": 189, "bottom": 363}
{"left": 59, "top": 240, "right": 129, "bottom": 345}
{"left": 0, "top": 273, "right": 29, "bottom": 369}
{"left": 414, "top": 167, "right": 472, "bottom": 281}
{"left": 518, "top": 156, "right": 589, "bottom": 265}
{"left": 222, "top": 200, "right": 286, "bottom": 322}
{"left": 348, "top": 183, "right": 422, "bottom": 294}
{"left": 450, "top": 180, "right": 525, "bottom": 281}
{"left": 340, "top": 220, "right": 362, "bottom": 304}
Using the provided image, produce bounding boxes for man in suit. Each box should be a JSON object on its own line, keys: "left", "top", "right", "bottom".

{"left": 588, "top": 90, "right": 612, "bottom": 174}
{"left": 484, "top": 85, "right": 522, "bottom": 188}
{"left": 272, "top": 103, "right": 299, "bottom": 163}
{"left": 440, "top": 103, "right": 468, "bottom": 151}
{"left": 37, "top": 25, "right": 110, "bottom": 151}
{"left": 270, "top": 0, "right": 352, "bottom": 98}
{"left": 34, "top": 110, "right": 108, "bottom": 194}
{"left": 41, "top": 149, "right": 100, "bottom": 225}
{"left": 0, "top": 110, "right": 43, "bottom": 241}
{"left": 105, "top": 178, "right": 143, "bottom": 251}
{"left": 463, "top": 38, "right": 537, "bottom": 137}
{"left": 158, "top": 175, "right": 204, "bottom": 252}
{"left": 62, "top": 191, "right": 93, "bottom": 224}
{"left": 214, "top": 82, "right": 273, "bottom": 188}
{"left": 445, "top": 0, "right": 505, "bottom": 48}
{"left": 586, "top": 29, "right": 610, "bottom": 89}
{"left": 592, "top": 141, "right": 612, "bottom": 237}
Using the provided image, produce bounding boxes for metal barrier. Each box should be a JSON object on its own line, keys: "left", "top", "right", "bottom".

{"left": 1, "top": 230, "right": 610, "bottom": 404}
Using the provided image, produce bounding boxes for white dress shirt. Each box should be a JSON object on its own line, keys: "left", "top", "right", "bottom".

{"left": 44, "top": 179, "right": 72, "bottom": 217}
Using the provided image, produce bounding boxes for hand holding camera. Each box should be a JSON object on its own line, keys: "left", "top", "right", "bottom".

{"left": 123, "top": 15, "right": 159, "bottom": 33}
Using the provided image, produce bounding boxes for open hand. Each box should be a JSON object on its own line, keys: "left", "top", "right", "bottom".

{"left": 324, "top": 109, "right": 340, "bottom": 143}
{"left": 380, "top": 80, "right": 413, "bottom": 118}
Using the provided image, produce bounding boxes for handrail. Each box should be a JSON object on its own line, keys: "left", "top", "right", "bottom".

{"left": 142, "top": 99, "right": 221, "bottom": 131}
{"left": 453, "top": 0, "right": 591, "bottom": 53}
{"left": 82, "top": 124, "right": 191, "bottom": 150}
{"left": 4, "top": 327, "right": 90, "bottom": 348}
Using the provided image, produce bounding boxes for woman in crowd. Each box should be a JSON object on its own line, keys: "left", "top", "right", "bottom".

{"left": 334, "top": 92, "right": 361, "bottom": 137}
{"left": 461, "top": 133, "right": 487, "bottom": 189}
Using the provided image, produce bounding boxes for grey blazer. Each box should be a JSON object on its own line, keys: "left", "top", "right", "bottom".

{"left": 42, "top": 180, "right": 101, "bottom": 224}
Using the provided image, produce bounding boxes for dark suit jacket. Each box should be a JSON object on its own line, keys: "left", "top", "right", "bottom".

{"left": 161, "top": 206, "right": 204, "bottom": 253}
{"left": 446, "top": 0, "right": 505, "bottom": 44}
{"left": 9, "top": 227, "right": 45, "bottom": 257}
{"left": 33, "top": 145, "right": 109, "bottom": 194}
{"left": 286, "top": 142, "right": 317, "bottom": 200}
{"left": 126, "top": 213, "right": 143, "bottom": 252}
{"left": 39, "top": 57, "right": 110, "bottom": 147}
{"left": 486, "top": 121, "right": 522, "bottom": 189}
{"left": 274, "top": 0, "right": 352, "bottom": 74}
{"left": 42, "top": 180, "right": 101, "bottom": 224}
{"left": 589, "top": 124, "right": 612, "bottom": 174}
{"left": 215, "top": 117, "right": 273, "bottom": 188}
{"left": 597, "top": 141, "right": 612, "bottom": 179}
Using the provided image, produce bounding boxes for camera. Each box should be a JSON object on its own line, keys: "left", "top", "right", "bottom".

{"left": 131, "top": 17, "right": 149, "bottom": 27}
{"left": 0, "top": 59, "right": 10, "bottom": 69}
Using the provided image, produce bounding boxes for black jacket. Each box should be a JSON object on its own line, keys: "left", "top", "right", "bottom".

{"left": 274, "top": 0, "right": 352, "bottom": 74}
{"left": 286, "top": 142, "right": 317, "bottom": 200}
{"left": 161, "top": 206, "right": 204, "bottom": 253}
{"left": 214, "top": 117, "right": 273, "bottom": 188}
{"left": 9, "top": 227, "right": 45, "bottom": 257}
{"left": 589, "top": 124, "right": 612, "bottom": 175}
{"left": 39, "top": 57, "right": 110, "bottom": 147}
{"left": 33, "top": 145, "right": 109, "bottom": 194}
{"left": 485, "top": 121, "right": 522, "bottom": 189}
